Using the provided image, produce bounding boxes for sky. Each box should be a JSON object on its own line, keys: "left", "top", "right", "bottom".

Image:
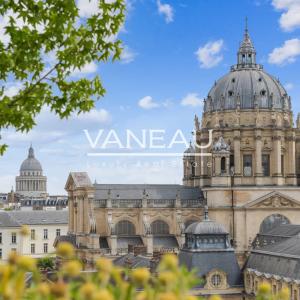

{"left": 1, "top": 0, "right": 300, "bottom": 194}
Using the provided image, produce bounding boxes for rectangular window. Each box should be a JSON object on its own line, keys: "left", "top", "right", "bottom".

{"left": 281, "top": 154, "right": 284, "bottom": 175}
{"left": 262, "top": 154, "right": 270, "bottom": 176}
{"left": 0, "top": 248, "right": 2, "bottom": 259}
{"left": 11, "top": 232, "right": 17, "bottom": 244}
{"left": 31, "top": 244, "right": 35, "bottom": 254}
{"left": 43, "top": 243, "right": 48, "bottom": 254}
{"left": 31, "top": 229, "right": 35, "bottom": 240}
{"left": 0, "top": 232, "right": 2, "bottom": 244}
{"left": 43, "top": 229, "right": 48, "bottom": 240}
{"left": 243, "top": 154, "right": 252, "bottom": 176}
{"left": 56, "top": 229, "right": 61, "bottom": 237}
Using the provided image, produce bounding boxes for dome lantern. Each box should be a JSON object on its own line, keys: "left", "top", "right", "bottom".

{"left": 237, "top": 18, "right": 256, "bottom": 68}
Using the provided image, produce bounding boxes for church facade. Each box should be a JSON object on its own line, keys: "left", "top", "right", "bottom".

{"left": 62, "top": 26, "right": 300, "bottom": 298}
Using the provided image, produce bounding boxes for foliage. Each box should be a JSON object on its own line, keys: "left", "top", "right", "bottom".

{"left": 0, "top": 0, "right": 126, "bottom": 154}
{"left": 0, "top": 242, "right": 292, "bottom": 300}
{"left": 37, "top": 257, "right": 55, "bottom": 271}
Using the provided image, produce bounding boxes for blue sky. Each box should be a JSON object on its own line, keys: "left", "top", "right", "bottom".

{"left": 1, "top": 0, "right": 300, "bottom": 194}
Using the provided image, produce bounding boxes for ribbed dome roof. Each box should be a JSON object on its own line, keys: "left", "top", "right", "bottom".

{"left": 20, "top": 146, "right": 42, "bottom": 172}
{"left": 203, "top": 25, "right": 290, "bottom": 113}
{"left": 185, "top": 208, "right": 227, "bottom": 235}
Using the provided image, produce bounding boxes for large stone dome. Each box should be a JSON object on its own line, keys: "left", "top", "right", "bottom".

{"left": 203, "top": 27, "right": 290, "bottom": 113}
{"left": 20, "top": 146, "right": 43, "bottom": 172}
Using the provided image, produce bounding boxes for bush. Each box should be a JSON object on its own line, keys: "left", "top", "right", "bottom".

{"left": 0, "top": 242, "right": 291, "bottom": 300}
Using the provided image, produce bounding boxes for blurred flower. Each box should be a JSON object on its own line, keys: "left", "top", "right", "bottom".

{"left": 17, "top": 256, "right": 36, "bottom": 272}
{"left": 209, "top": 296, "right": 222, "bottom": 300}
{"left": 96, "top": 257, "right": 113, "bottom": 274}
{"left": 93, "top": 289, "right": 114, "bottom": 300}
{"left": 62, "top": 260, "right": 82, "bottom": 277}
{"left": 159, "top": 254, "right": 178, "bottom": 271}
{"left": 258, "top": 282, "right": 271, "bottom": 295}
{"left": 80, "top": 282, "right": 97, "bottom": 298}
{"left": 132, "top": 268, "right": 150, "bottom": 286}
{"left": 56, "top": 242, "right": 74, "bottom": 258}
{"left": 20, "top": 225, "right": 30, "bottom": 237}
{"left": 158, "top": 292, "right": 177, "bottom": 300}
{"left": 37, "top": 282, "right": 50, "bottom": 296}
{"left": 158, "top": 271, "right": 176, "bottom": 286}
{"left": 278, "top": 287, "right": 290, "bottom": 300}
{"left": 50, "top": 281, "right": 67, "bottom": 298}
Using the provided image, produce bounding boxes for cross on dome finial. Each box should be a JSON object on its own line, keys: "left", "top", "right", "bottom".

{"left": 28, "top": 144, "right": 35, "bottom": 158}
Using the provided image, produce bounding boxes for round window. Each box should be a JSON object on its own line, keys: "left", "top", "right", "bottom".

{"left": 211, "top": 274, "right": 222, "bottom": 287}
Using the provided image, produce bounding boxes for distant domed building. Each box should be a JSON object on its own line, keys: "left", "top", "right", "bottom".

{"left": 15, "top": 145, "right": 47, "bottom": 198}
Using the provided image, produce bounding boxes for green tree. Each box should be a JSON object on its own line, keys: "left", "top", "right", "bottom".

{"left": 0, "top": 0, "right": 126, "bottom": 154}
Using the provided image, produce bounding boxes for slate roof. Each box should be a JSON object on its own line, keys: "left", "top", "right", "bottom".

{"left": 94, "top": 184, "right": 203, "bottom": 201}
{"left": 179, "top": 249, "right": 243, "bottom": 287}
{"left": 246, "top": 236, "right": 300, "bottom": 280}
{"left": 0, "top": 211, "right": 68, "bottom": 227}
{"left": 153, "top": 235, "right": 179, "bottom": 248}
{"left": 263, "top": 224, "right": 300, "bottom": 237}
{"left": 113, "top": 253, "right": 151, "bottom": 268}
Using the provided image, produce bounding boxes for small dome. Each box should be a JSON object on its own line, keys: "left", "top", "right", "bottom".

{"left": 185, "top": 208, "right": 227, "bottom": 235}
{"left": 184, "top": 142, "right": 195, "bottom": 154}
{"left": 20, "top": 146, "right": 43, "bottom": 172}
{"left": 185, "top": 220, "right": 227, "bottom": 235}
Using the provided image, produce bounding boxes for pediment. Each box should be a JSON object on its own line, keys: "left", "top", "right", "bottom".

{"left": 244, "top": 191, "right": 300, "bottom": 209}
{"left": 65, "top": 172, "right": 93, "bottom": 191}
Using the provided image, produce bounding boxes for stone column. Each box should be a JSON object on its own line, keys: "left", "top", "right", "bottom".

{"left": 286, "top": 132, "right": 297, "bottom": 185}
{"left": 255, "top": 130, "right": 263, "bottom": 185}
{"left": 214, "top": 156, "right": 221, "bottom": 176}
{"left": 146, "top": 234, "right": 153, "bottom": 256}
{"left": 110, "top": 235, "right": 117, "bottom": 256}
{"left": 233, "top": 131, "right": 241, "bottom": 185}
{"left": 272, "top": 131, "right": 282, "bottom": 185}
{"left": 68, "top": 195, "right": 74, "bottom": 233}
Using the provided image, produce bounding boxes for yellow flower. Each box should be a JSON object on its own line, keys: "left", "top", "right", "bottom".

{"left": 93, "top": 289, "right": 114, "bottom": 300}
{"left": 20, "top": 225, "right": 30, "bottom": 237}
{"left": 96, "top": 257, "right": 113, "bottom": 274}
{"left": 160, "top": 254, "right": 178, "bottom": 270}
{"left": 80, "top": 282, "right": 96, "bottom": 298}
{"left": 56, "top": 242, "right": 74, "bottom": 258}
{"left": 50, "top": 281, "right": 67, "bottom": 298}
{"left": 209, "top": 296, "right": 222, "bottom": 300}
{"left": 0, "top": 264, "right": 11, "bottom": 278}
{"left": 136, "top": 291, "right": 147, "bottom": 300}
{"left": 278, "top": 287, "right": 290, "bottom": 300}
{"left": 158, "top": 292, "right": 177, "bottom": 300}
{"left": 185, "top": 296, "right": 198, "bottom": 300}
{"left": 258, "top": 282, "right": 271, "bottom": 294}
{"left": 17, "top": 256, "right": 36, "bottom": 272}
{"left": 8, "top": 250, "right": 19, "bottom": 265}
{"left": 132, "top": 268, "right": 150, "bottom": 286}
{"left": 158, "top": 271, "right": 176, "bottom": 286}
{"left": 63, "top": 260, "right": 82, "bottom": 277}
{"left": 37, "top": 282, "right": 50, "bottom": 296}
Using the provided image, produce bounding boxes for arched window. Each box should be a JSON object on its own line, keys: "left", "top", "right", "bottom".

{"left": 211, "top": 274, "right": 222, "bottom": 287}
{"left": 259, "top": 214, "right": 290, "bottom": 234}
{"left": 221, "top": 157, "right": 226, "bottom": 174}
{"left": 115, "top": 220, "right": 136, "bottom": 235}
{"left": 151, "top": 220, "right": 169, "bottom": 235}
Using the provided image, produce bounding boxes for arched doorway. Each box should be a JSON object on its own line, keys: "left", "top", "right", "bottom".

{"left": 259, "top": 214, "right": 290, "bottom": 234}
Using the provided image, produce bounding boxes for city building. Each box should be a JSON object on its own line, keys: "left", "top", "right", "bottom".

{"left": 57, "top": 24, "right": 300, "bottom": 298}
{"left": 0, "top": 210, "right": 68, "bottom": 260}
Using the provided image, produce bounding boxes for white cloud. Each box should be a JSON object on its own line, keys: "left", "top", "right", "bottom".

{"left": 268, "top": 38, "right": 300, "bottom": 65}
{"left": 3, "top": 82, "right": 22, "bottom": 97}
{"left": 285, "top": 82, "right": 294, "bottom": 90}
{"left": 120, "top": 46, "right": 137, "bottom": 64}
{"left": 157, "top": 0, "right": 174, "bottom": 23}
{"left": 76, "top": 108, "right": 111, "bottom": 123}
{"left": 138, "top": 96, "right": 160, "bottom": 109}
{"left": 195, "top": 39, "right": 224, "bottom": 69}
{"left": 181, "top": 93, "right": 203, "bottom": 107}
{"left": 272, "top": 0, "right": 300, "bottom": 31}
{"left": 70, "top": 61, "right": 97, "bottom": 77}
{"left": 77, "top": 0, "right": 100, "bottom": 18}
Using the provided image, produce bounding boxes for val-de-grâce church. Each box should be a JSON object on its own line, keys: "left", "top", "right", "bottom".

{"left": 59, "top": 25, "right": 300, "bottom": 299}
